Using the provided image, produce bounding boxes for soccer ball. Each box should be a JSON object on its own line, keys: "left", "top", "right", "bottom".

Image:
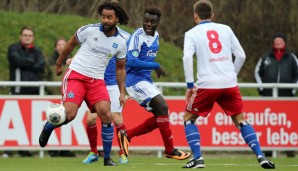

{"left": 46, "top": 103, "right": 66, "bottom": 125}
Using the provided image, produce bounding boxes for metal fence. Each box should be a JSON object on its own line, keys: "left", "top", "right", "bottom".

{"left": 1, "top": 81, "right": 298, "bottom": 97}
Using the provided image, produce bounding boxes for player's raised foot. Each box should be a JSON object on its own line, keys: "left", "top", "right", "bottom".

{"left": 119, "top": 153, "right": 128, "bottom": 164}
{"left": 104, "top": 158, "right": 117, "bottom": 166}
{"left": 118, "top": 130, "right": 130, "bottom": 157}
{"left": 39, "top": 122, "right": 52, "bottom": 148}
{"left": 182, "top": 157, "right": 205, "bottom": 168}
{"left": 164, "top": 148, "right": 191, "bottom": 160}
{"left": 258, "top": 156, "right": 275, "bottom": 169}
{"left": 82, "top": 152, "right": 98, "bottom": 164}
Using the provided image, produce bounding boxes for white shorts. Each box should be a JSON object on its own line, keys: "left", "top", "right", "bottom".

{"left": 107, "top": 85, "right": 122, "bottom": 113}
{"left": 126, "top": 81, "right": 161, "bottom": 109}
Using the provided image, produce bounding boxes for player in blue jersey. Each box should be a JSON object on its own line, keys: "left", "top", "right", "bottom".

{"left": 82, "top": 27, "right": 130, "bottom": 165}
{"left": 118, "top": 7, "right": 191, "bottom": 160}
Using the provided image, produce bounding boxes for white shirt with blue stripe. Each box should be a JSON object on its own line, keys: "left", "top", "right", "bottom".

{"left": 69, "top": 23, "right": 127, "bottom": 79}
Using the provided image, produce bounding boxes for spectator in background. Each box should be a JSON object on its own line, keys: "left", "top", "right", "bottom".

{"left": 255, "top": 32, "right": 298, "bottom": 97}
{"left": 48, "top": 38, "right": 69, "bottom": 66}
{"left": 43, "top": 38, "right": 72, "bottom": 95}
{"left": 255, "top": 32, "right": 297, "bottom": 157}
{"left": 6, "top": 26, "right": 45, "bottom": 157}
{"left": 8, "top": 26, "right": 45, "bottom": 95}
{"left": 47, "top": 37, "right": 75, "bottom": 157}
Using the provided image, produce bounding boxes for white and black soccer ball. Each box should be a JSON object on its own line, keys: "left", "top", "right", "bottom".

{"left": 46, "top": 103, "right": 66, "bottom": 125}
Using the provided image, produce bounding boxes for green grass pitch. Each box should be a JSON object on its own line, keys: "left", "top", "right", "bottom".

{"left": 0, "top": 155, "right": 296, "bottom": 171}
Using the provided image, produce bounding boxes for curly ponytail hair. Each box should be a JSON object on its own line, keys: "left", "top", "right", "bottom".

{"left": 97, "top": 1, "right": 129, "bottom": 25}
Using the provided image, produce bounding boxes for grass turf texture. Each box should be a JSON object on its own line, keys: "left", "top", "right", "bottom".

{"left": 0, "top": 155, "right": 296, "bottom": 171}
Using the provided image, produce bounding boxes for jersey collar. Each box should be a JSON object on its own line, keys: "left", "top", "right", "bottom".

{"left": 198, "top": 20, "right": 212, "bottom": 25}
{"left": 99, "top": 24, "right": 119, "bottom": 37}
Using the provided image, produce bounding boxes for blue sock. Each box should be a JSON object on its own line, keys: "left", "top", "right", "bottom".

{"left": 240, "top": 121, "right": 263, "bottom": 157}
{"left": 44, "top": 122, "right": 58, "bottom": 132}
{"left": 101, "top": 123, "right": 114, "bottom": 159}
{"left": 184, "top": 120, "right": 201, "bottom": 159}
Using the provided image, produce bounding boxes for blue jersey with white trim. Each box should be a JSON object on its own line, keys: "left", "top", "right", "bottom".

{"left": 126, "top": 28, "right": 159, "bottom": 87}
{"left": 104, "top": 27, "right": 130, "bottom": 85}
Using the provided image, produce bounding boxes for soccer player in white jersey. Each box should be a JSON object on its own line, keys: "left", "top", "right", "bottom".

{"left": 38, "top": 2, "right": 129, "bottom": 166}
{"left": 118, "top": 8, "right": 191, "bottom": 161}
{"left": 82, "top": 27, "right": 130, "bottom": 164}
{"left": 182, "top": 0, "right": 275, "bottom": 169}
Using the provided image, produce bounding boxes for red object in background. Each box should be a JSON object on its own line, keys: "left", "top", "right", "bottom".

{"left": 0, "top": 97, "right": 297, "bottom": 150}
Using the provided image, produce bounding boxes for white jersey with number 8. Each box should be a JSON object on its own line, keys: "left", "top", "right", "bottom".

{"left": 183, "top": 21, "right": 246, "bottom": 88}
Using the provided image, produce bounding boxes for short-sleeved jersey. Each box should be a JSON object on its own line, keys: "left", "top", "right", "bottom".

{"left": 104, "top": 27, "right": 130, "bottom": 85}
{"left": 183, "top": 21, "right": 246, "bottom": 88}
{"left": 69, "top": 23, "right": 127, "bottom": 79}
{"left": 126, "top": 28, "right": 159, "bottom": 87}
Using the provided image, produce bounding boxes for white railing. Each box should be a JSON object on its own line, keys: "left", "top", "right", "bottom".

{"left": 1, "top": 81, "right": 298, "bottom": 97}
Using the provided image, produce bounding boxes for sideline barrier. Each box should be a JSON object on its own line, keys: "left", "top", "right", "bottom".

{"left": 0, "top": 82, "right": 297, "bottom": 157}
{"left": 0, "top": 96, "right": 297, "bottom": 151}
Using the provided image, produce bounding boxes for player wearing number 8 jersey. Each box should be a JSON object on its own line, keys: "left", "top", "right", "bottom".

{"left": 182, "top": 0, "right": 275, "bottom": 169}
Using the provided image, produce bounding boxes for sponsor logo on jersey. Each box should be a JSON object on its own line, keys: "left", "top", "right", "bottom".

{"left": 132, "top": 50, "right": 139, "bottom": 57}
{"left": 112, "top": 43, "right": 118, "bottom": 49}
{"left": 146, "top": 50, "right": 157, "bottom": 57}
{"left": 92, "top": 45, "right": 112, "bottom": 56}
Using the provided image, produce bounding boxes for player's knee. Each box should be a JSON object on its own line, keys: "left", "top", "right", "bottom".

{"left": 64, "top": 103, "right": 78, "bottom": 122}
{"left": 183, "top": 111, "right": 197, "bottom": 121}
{"left": 157, "top": 102, "right": 168, "bottom": 114}
{"left": 99, "top": 109, "right": 110, "bottom": 117}
{"left": 65, "top": 110, "right": 76, "bottom": 121}
{"left": 86, "top": 115, "right": 97, "bottom": 125}
{"left": 231, "top": 113, "right": 245, "bottom": 124}
{"left": 112, "top": 114, "right": 123, "bottom": 126}
{"left": 97, "top": 109, "right": 113, "bottom": 123}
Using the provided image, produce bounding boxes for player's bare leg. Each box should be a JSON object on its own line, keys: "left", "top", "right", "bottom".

{"left": 150, "top": 95, "right": 191, "bottom": 160}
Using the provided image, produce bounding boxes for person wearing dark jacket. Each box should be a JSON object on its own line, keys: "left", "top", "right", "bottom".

{"left": 5, "top": 26, "right": 45, "bottom": 157}
{"left": 8, "top": 26, "right": 45, "bottom": 95}
{"left": 255, "top": 32, "right": 298, "bottom": 97}
{"left": 255, "top": 32, "right": 297, "bottom": 158}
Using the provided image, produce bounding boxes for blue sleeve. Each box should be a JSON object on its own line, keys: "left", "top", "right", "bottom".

{"left": 187, "top": 82, "right": 194, "bottom": 89}
{"left": 126, "top": 51, "right": 160, "bottom": 70}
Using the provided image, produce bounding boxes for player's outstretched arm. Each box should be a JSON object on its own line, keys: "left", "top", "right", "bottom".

{"left": 55, "top": 35, "right": 79, "bottom": 76}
